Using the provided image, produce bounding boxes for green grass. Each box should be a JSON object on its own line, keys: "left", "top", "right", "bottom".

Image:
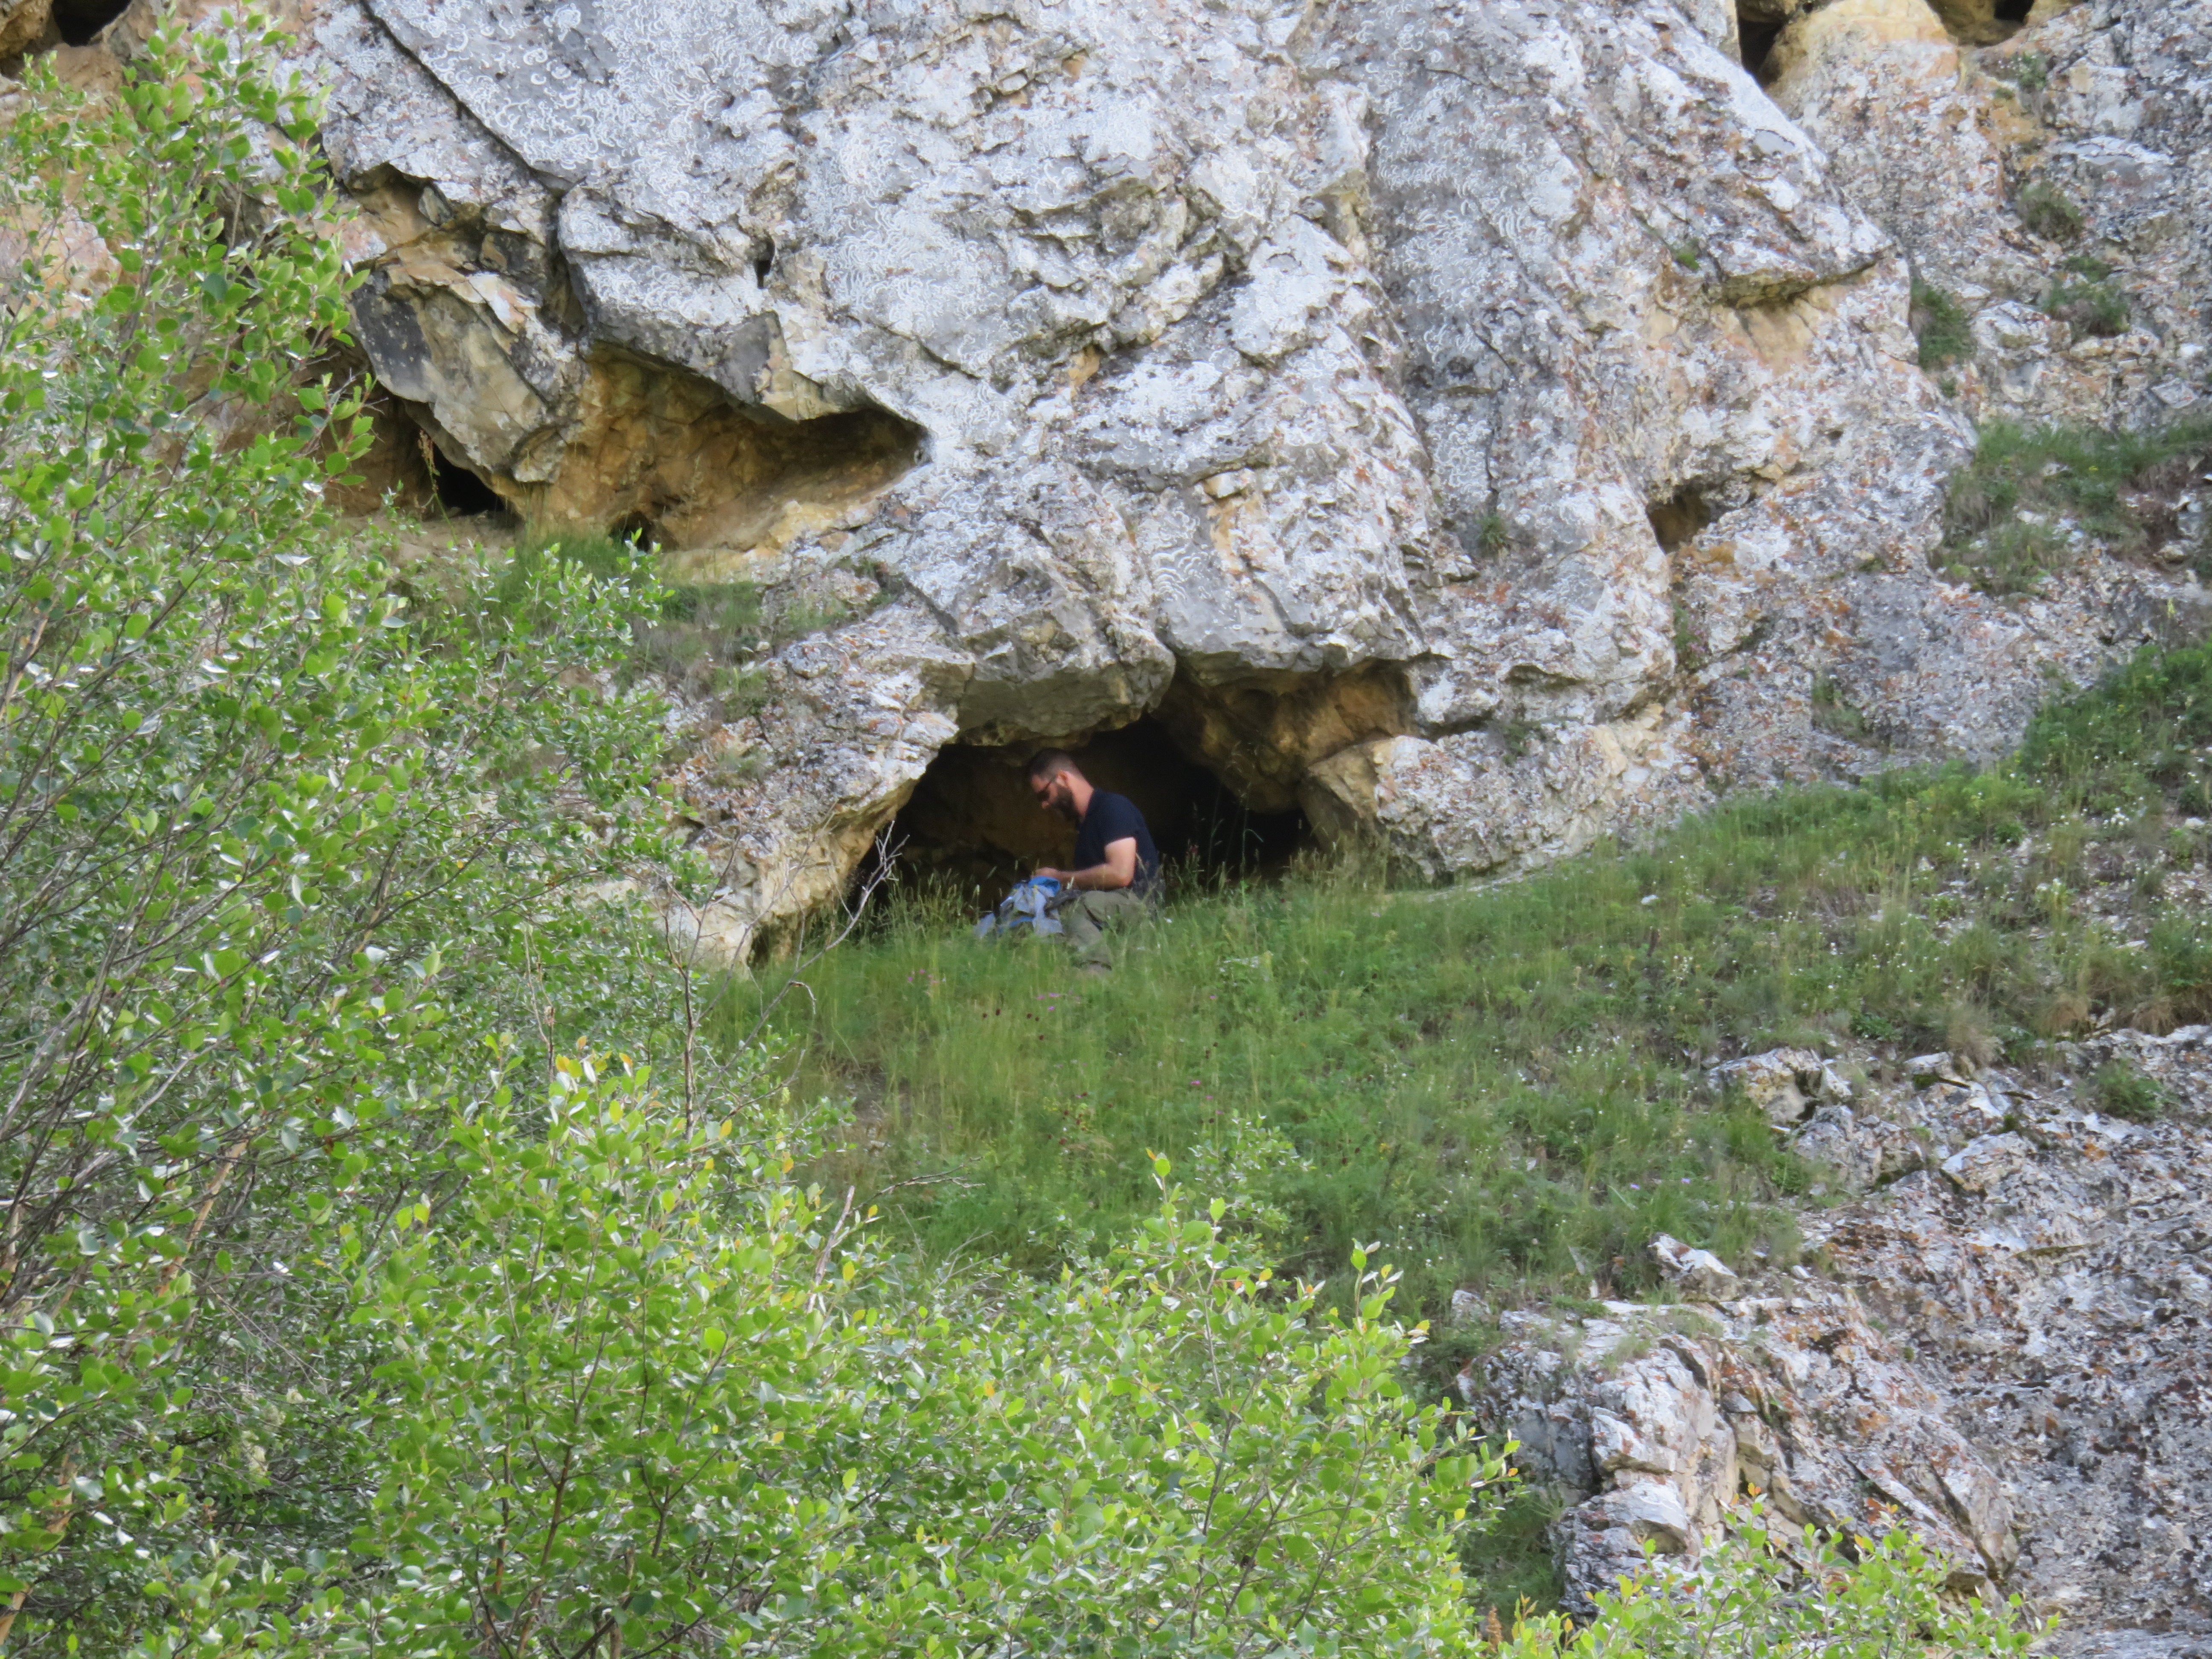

{"left": 1810, "top": 674, "right": 1874, "bottom": 742}
{"left": 1909, "top": 279, "right": 1973, "bottom": 371}
{"left": 725, "top": 644, "right": 2212, "bottom": 1348}
{"left": 2091, "top": 1057, "right": 2167, "bottom": 1123}
{"left": 1938, "top": 414, "right": 2212, "bottom": 592}
{"left": 2042, "top": 276, "right": 2130, "bottom": 339}
{"left": 633, "top": 581, "right": 766, "bottom": 701}
{"left": 717, "top": 645, "right": 2212, "bottom": 1619}
{"left": 1460, "top": 1479, "right": 1570, "bottom": 1623}
{"left": 2017, "top": 179, "right": 2086, "bottom": 242}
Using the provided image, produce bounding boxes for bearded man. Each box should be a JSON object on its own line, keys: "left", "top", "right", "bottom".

{"left": 1025, "top": 749, "right": 1161, "bottom": 973}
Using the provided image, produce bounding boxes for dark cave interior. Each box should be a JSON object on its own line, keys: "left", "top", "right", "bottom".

{"left": 877, "top": 717, "right": 1310, "bottom": 909}
{"left": 54, "top": 0, "right": 130, "bottom": 46}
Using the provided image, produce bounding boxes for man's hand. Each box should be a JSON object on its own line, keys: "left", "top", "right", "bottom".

{"left": 1039, "top": 839, "right": 1137, "bottom": 893}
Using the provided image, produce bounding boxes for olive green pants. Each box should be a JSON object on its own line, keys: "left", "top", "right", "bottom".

{"left": 1058, "top": 888, "right": 1155, "bottom": 968}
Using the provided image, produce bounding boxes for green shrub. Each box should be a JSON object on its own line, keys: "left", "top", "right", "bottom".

{"left": 1499, "top": 1509, "right": 2037, "bottom": 1658}
{"left": 2091, "top": 1056, "right": 2167, "bottom": 1122}
{"left": 2017, "top": 179, "right": 2086, "bottom": 242}
{"left": 345, "top": 1073, "right": 1504, "bottom": 1655}
{"left": 1910, "top": 279, "right": 1973, "bottom": 370}
{"left": 2042, "top": 277, "right": 2130, "bottom": 338}
{"left": 0, "top": 21, "right": 675, "bottom": 1645}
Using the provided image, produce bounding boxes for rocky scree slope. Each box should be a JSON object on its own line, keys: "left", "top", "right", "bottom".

{"left": 26, "top": 0, "right": 2210, "bottom": 959}
{"left": 1466, "top": 1031, "right": 2212, "bottom": 1653}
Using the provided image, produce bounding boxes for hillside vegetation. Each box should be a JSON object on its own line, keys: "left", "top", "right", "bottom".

{"left": 752, "top": 645, "right": 2212, "bottom": 1345}
{"left": 0, "top": 20, "right": 2087, "bottom": 1656}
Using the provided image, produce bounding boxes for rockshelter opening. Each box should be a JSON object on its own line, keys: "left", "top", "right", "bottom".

{"left": 429, "top": 442, "right": 506, "bottom": 519}
{"left": 54, "top": 0, "right": 130, "bottom": 45}
{"left": 879, "top": 717, "right": 1310, "bottom": 906}
{"left": 520, "top": 348, "right": 925, "bottom": 558}
{"left": 1649, "top": 483, "right": 1714, "bottom": 553}
{"left": 1735, "top": 3, "right": 1789, "bottom": 79}
{"left": 1923, "top": 0, "right": 2037, "bottom": 44}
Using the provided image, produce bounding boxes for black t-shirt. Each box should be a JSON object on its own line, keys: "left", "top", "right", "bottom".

{"left": 1073, "top": 790, "right": 1159, "bottom": 895}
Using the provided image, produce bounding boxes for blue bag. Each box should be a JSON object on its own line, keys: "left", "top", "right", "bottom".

{"left": 974, "top": 876, "right": 1065, "bottom": 939}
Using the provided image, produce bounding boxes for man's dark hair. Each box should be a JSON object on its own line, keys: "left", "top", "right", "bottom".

{"left": 1026, "top": 748, "right": 1081, "bottom": 785}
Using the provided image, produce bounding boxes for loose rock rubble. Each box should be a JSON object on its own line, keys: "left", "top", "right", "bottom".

{"left": 1465, "top": 1034, "right": 2212, "bottom": 1650}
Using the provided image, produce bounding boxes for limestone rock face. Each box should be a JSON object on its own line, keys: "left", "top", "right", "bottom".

{"left": 283, "top": 0, "right": 2212, "bottom": 951}
{"left": 1708, "top": 1045, "right": 1854, "bottom": 1128}
{"left": 0, "top": 0, "right": 52, "bottom": 62}
{"left": 1467, "top": 1277, "right": 2019, "bottom": 1618}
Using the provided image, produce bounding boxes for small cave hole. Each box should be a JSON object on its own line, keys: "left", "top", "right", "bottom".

{"left": 1735, "top": 5, "right": 1788, "bottom": 79}
{"left": 1925, "top": 0, "right": 2034, "bottom": 43}
{"left": 428, "top": 443, "right": 507, "bottom": 519}
{"left": 873, "top": 717, "right": 1311, "bottom": 910}
{"left": 323, "top": 391, "right": 442, "bottom": 518}
{"left": 54, "top": 0, "right": 132, "bottom": 45}
{"left": 753, "top": 240, "right": 774, "bottom": 285}
{"left": 1648, "top": 483, "right": 1714, "bottom": 554}
{"left": 552, "top": 348, "right": 923, "bottom": 553}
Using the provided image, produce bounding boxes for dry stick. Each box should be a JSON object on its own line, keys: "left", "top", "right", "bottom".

{"left": 741, "top": 827, "right": 903, "bottom": 1052}
{"left": 811, "top": 1185, "right": 858, "bottom": 1289}
{"left": 161, "top": 1131, "right": 253, "bottom": 1290}
{"left": 675, "top": 911, "right": 701, "bottom": 1129}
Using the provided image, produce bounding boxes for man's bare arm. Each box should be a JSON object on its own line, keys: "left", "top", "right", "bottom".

{"left": 1038, "top": 838, "right": 1138, "bottom": 891}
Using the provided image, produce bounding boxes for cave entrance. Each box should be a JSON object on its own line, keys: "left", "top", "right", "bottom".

{"left": 1648, "top": 482, "right": 1714, "bottom": 553}
{"left": 879, "top": 717, "right": 1310, "bottom": 908}
{"left": 1923, "top": 0, "right": 2037, "bottom": 44}
{"left": 54, "top": 0, "right": 130, "bottom": 45}
{"left": 1735, "top": 0, "right": 1790, "bottom": 79}
{"left": 524, "top": 349, "right": 926, "bottom": 558}
{"left": 428, "top": 440, "right": 508, "bottom": 520}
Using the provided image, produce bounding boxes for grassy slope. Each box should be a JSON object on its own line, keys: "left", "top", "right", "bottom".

{"left": 728, "top": 643, "right": 2212, "bottom": 1322}
{"left": 716, "top": 643, "right": 2212, "bottom": 1621}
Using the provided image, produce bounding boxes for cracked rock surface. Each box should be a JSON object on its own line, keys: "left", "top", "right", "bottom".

{"left": 1466, "top": 1030, "right": 2212, "bottom": 1651}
